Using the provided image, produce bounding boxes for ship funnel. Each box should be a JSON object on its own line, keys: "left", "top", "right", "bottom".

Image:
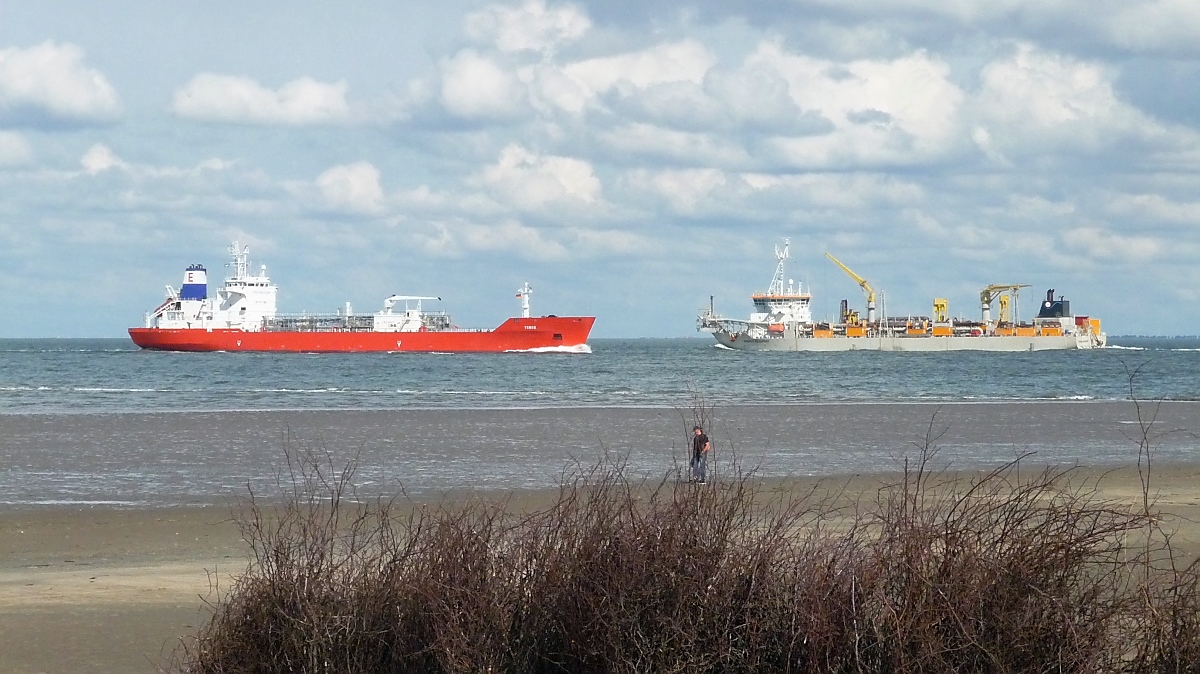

{"left": 180, "top": 264, "right": 208, "bottom": 301}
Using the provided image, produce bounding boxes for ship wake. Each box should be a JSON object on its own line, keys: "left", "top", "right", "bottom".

{"left": 506, "top": 344, "right": 593, "bottom": 354}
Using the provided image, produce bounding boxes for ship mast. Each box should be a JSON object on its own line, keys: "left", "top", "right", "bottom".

{"left": 768, "top": 239, "right": 789, "bottom": 295}
{"left": 228, "top": 241, "right": 250, "bottom": 279}
{"left": 517, "top": 281, "right": 532, "bottom": 318}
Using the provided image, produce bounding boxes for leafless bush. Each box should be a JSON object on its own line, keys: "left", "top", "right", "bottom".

{"left": 172, "top": 420, "right": 1200, "bottom": 673}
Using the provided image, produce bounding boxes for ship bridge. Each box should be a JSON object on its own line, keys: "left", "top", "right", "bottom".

{"left": 750, "top": 293, "right": 812, "bottom": 324}
{"left": 748, "top": 240, "right": 813, "bottom": 325}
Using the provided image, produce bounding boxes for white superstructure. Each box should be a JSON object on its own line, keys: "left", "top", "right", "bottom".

{"left": 143, "top": 242, "right": 278, "bottom": 330}
{"left": 140, "top": 242, "right": 542, "bottom": 336}
{"left": 699, "top": 239, "right": 813, "bottom": 341}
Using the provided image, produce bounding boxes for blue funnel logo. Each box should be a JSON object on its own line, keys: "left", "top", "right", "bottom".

{"left": 180, "top": 264, "right": 208, "bottom": 301}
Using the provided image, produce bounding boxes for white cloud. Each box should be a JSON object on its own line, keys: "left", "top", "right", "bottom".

{"left": 408, "top": 217, "right": 649, "bottom": 262}
{"left": 598, "top": 123, "right": 753, "bottom": 166}
{"left": 414, "top": 218, "right": 569, "bottom": 260}
{"left": 0, "top": 131, "right": 33, "bottom": 165}
{"left": 794, "top": 0, "right": 1200, "bottom": 55}
{"left": 465, "top": 0, "right": 590, "bottom": 54}
{"left": 561, "top": 40, "right": 717, "bottom": 101}
{"left": 742, "top": 172, "right": 925, "bottom": 209}
{"left": 973, "top": 44, "right": 1196, "bottom": 158}
{"left": 748, "top": 43, "right": 966, "bottom": 167}
{"left": 171, "top": 74, "right": 350, "bottom": 125}
{"left": 626, "top": 168, "right": 726, "bottom": 213}
{"left": 461, "top": 219, "right": 568, "bottom": 257}
{"left": 1062, "top": 226, "right": 1162, "bottom": 262}
{"left": 1104, "top": 193, "right": 1200, "bottom": 226}
{"left": 703, "top": 65, "right": 814, "bottom": 132}
{"left": 440, "top": 50, "right": 526, "bottom": 119}
{"left": 567, "top": 228, "right": 655, "bottom": 256}
{"left": 0, "top": 41, "right": 122, "bottom": 125}
{"left": 81, "top": 144, "right": 127, "bottom": 174}
{"left": 1102, "top": 0, "right": 1200, "bottom": 53}
{"left": 520, "top": 62, "right": 592, "bottom": 115}
{"left": 395, "top": 185, "right": 450, "bottom": 210}
{"left": 472, "top": 144, "right": 601, "bottom": 211}
{"left": 979, "top": 46, "right": 1121, "bottom": 128}
{"left": 619, "top": 169, "right": 925, "bottom": 218}
{"left": 75, "top": 144, "right": 233, "bottom": 180}
{"left": 1006, "top": 194, "right": 1076, "bottom": 219}
{"left": 316, "top": 162, "right": 383, "bottom": 214}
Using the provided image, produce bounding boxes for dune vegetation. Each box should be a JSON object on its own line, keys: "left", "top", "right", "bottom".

{"left": 171, "top": 404, "right": 1200, "bottom": 673}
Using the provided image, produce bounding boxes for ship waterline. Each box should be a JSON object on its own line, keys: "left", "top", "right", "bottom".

{"left": 129, "top": 317, "right": 594, "bottom": 353}
{"left": 712, "top": 331, "right": 1098, "bottom": 352}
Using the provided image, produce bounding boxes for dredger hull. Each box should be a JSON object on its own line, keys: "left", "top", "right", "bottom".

{"left": 712, "top": 332, "right": 1105, "bottom": 352}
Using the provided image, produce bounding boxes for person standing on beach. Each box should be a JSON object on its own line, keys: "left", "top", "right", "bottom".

{"left": 691, "top": 425, "right": 710, "bottom": 483}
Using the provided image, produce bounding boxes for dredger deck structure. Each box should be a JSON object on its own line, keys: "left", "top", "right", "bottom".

{"left": 697, "top": 240, "right": 1106, "bottom": 352}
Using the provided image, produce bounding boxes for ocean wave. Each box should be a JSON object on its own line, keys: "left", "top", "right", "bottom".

{"left": 439, "top": 390, "right": 553, "bottom": 396}
{"left": 0, "top": 499, "right": 153, "bottom": 506}
{"left": 248, "top": 387, "right": 377, "bottom": 394}
{"left": 1106, "top": 345, "right": 1146, "bottom": 350}
{"left": 73, "top": 387, "right": 159, "bottom": 393}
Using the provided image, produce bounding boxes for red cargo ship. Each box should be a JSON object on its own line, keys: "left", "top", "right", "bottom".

{"left": 129, "top": 242, "right": 594, "bottom": 353}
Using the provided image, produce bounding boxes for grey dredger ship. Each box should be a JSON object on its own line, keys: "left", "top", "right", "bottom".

{"left": 697, "top": 240, "right": 1106, "bottom": 352}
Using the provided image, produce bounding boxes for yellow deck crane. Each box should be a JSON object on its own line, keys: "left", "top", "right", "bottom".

{"left": 824, "top": 252, "right": 876, "bottom": 323}
{"left": 932, "top": 298, "right": 949, "bottom": 323}
{"left": 979, "top": 284, "right": 1030, "bottom": 325}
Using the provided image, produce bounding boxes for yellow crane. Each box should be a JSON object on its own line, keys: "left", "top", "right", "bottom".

{"left": 979, "top": 284, "right": 1029, "bottom": 324}
{"left": 933, "top": 298, "right": 949, "bottom": 323}
{"left": 825, "top": 252, "right": 876, "bottom": 322}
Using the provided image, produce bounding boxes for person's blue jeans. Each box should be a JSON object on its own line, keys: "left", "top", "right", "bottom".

{"left": 691, "top": 454, "right": 707, "bottom": 482}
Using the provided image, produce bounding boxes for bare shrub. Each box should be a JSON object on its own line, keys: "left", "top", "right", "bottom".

{"left": 173, "top": 426, "right": 1200, "bottom": 673}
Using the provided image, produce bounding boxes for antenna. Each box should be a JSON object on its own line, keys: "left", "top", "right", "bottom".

{"left": 768, "top": 238, "right": 789, "bottom": 295}
{"left": 517, "top": 281, "right": 532, "bottom": 318}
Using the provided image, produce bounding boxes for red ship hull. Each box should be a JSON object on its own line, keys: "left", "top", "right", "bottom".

{"left": 129, "top": 316, "right": 595, "bottom": 353}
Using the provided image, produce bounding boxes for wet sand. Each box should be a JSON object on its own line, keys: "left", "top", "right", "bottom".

{"left": 6, "top": 462, "right": 1200, "bottom": 673}
{"left": 2, "top": 401, "right": 1198, "bottom": 507}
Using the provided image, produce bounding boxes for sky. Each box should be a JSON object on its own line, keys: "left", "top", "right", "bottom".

{"left": 2, "top": 0, "right": 1199, "bottom": 338}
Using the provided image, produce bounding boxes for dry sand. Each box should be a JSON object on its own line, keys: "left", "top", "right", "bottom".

{"left": 5, "top": 463, "right": 1200, "bottom": 673}
{"left": 0, "top": 508, "right": 244, "bottom": 674}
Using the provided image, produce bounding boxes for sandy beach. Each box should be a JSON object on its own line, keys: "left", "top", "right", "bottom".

{"left": 5, "top": 461, "right": 1200, "bottom": 673}
{"left": 0, "top": 507, "right": 244, "bottom": 673}
{"left": 1, "top": 399, "right": 1196, "bottom": 672}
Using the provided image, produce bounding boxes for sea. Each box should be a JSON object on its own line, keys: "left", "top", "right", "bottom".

{"left": 0, "top": 336, "right": 1197, "bottom": 508}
